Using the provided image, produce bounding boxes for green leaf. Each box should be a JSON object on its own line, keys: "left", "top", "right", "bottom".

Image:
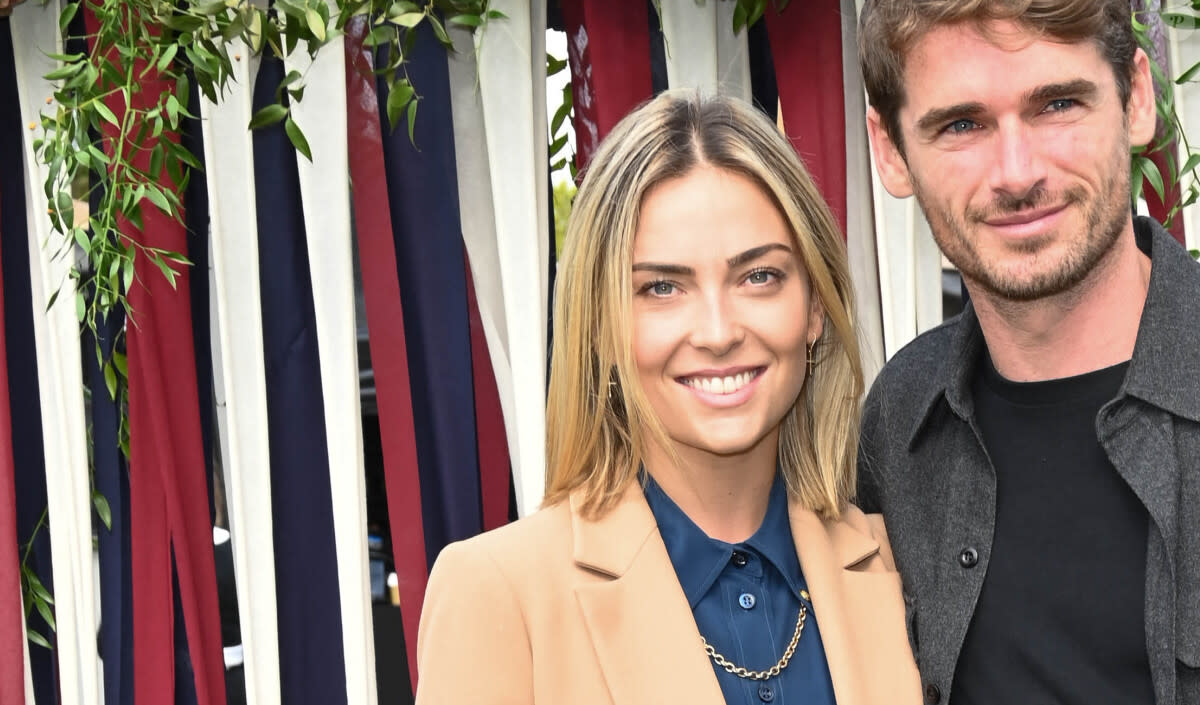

{"left": 58, "top": 1, "right": 79, "bottom": 32}
{"left": 157, "top": 44, "right": 179, "bottom": 73}
{"left": 34, "top": 594, "right": 55, "bottom": 632}
{"left": 112, "top": 350, "right": 128, "bottom": 377}
{"left": 547, "top": 54, "right": 568, "bottom": 76}
{"left": 306, "top": 7, "right": 327, "bottom": 42}
{"left": 485, "top": 9, "right": 508, "bottom": 20}
{"left": 285, "top": 117, "right": 313, "bottom": 161}
{"left": 149, "top": 144, "right": 164, "bottom": 179}
{"left": 391, "top": 11, "right": 425, "bottom": 27}
{"left": 428, "top": 14, "right": 451, "bottom": 45}
{"left": 145, "top": 186, "right": 171, "bottom": 214}
{"left": 104, "top": 361, "right": 117, "bottom": 400}
{"left": 407, "top": 98, "right": 418, "bottom": 144}
{"left": 386, "top": 80, "right": 415, "bottom": 129}
{"left": 732, "top": 1, "right": 748, "bottom": 33}
{"left": 1142, "top": 157, "right": 1166, "bottom": 201}
{"left": 94, "top": 101, "right": 119, "bottom": 127}
{"left": 448, "top": 13, "right": 482, "bottom": 28}
{"left": 1182, "top": 152, "right": 1200, "bottom": 177}
{"left": 248, "top": 103, "right": 289, "bottom": 129}
{"left": 551, "top": 102, "right": 571, "bottom": 135}
{"left": 166, "top": 94, "right": 181, "bottom": 129}
{"left": 549, "top": 133, "right": 568, "bottom": 157}
{"left": 28, "top": 573, "right": 52, "bottom": 605}
{"left": 93, "top": 491, "right": 112, "bottom": 531}
{"left": 1177, "top": 60, "right": 1200, "bottom": 85}
{"left": 27, "top": 629, "right": 51, "bottom": 650}
{"left": 1162, "top": 12, "right": 1200, "bottom": 29}
{"left": 1131, "top": 155, "right": 1146, "bottom": 204}
{"left": 44, "top": 63, "right": 83, "bottom": 81}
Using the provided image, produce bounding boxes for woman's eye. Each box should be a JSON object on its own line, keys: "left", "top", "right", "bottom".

{"left": 641, "top": 280, "right": 676, "bottom": 297}
{"left": 745, "top": 268, "right": 780, "bottom": 285}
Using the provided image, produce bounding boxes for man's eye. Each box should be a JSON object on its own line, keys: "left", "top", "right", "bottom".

{"left": 945, "top": 119, "right": 978, "bottom": 134}
{"left": 1046, "top": 98, "right": 1076, "bottom": 112}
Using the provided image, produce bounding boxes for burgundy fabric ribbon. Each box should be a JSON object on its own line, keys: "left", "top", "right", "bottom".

{"left": 86, "top": 7, "right": 226, "bottom": 703}
{"left": 344, "top": 17, "right": 428, "bottom": 688}
{"left": 767, "top": 0, "right": 848, "bottom": 236}
{"left": 560, "top": 0, "right": 653, "bottom": 171}
{"left": 0, "top": 185, "right": 25, "bottom": 705}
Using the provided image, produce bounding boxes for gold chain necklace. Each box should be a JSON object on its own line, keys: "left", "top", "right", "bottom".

{"left": 700, "top": 590, "right": 810, "bottom": 681}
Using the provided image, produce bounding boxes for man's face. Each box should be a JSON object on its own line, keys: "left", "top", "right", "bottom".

{"left": 867, "top": 21, "right": 1156, "bottom": 302}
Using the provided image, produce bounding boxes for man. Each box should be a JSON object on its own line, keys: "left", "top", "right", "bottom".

{"left": 856, "top": 2, "right": 1199, "bottom": 704}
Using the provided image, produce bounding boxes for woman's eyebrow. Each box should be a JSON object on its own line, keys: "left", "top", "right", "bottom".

{"left": 726, "top": 243, "right": 792, "bottom": 268}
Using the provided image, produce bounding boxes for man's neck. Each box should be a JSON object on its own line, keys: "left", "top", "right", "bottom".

{"left": 968, "top": 229, "right": 1152, "bottom": 382}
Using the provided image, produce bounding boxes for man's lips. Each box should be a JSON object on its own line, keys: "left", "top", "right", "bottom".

{"left": 983, "top": 204, "right": 1068, "bottom": 228}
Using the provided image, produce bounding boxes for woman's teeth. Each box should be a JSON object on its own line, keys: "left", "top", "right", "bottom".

{"left": 682, "top": 369, "right": 759, "bottom": 395}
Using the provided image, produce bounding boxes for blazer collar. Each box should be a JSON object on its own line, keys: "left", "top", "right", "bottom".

{"left": 570, "top": 484, "right": 889, "bottom": 705}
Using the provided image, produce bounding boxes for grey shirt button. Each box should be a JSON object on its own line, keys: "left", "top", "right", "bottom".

{"left": 738, "top": 592, "right": 756, "bottom": 610}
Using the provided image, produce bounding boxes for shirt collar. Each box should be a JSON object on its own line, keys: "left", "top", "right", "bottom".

{"left": 643, "top": 472, "right": 805, "bottom": 608}
{"left": 907, "top": 215, "right": 1200, "bottom": 448}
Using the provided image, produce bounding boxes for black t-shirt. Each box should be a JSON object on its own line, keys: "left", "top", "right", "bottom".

{"left": 952, "top": 356, "right": 1153, "bottom": 705}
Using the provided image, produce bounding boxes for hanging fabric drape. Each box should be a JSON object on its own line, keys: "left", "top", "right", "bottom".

{"left": 283, "top": 9, "right": 378, "bottom": 701}
{"left": 12, "top": 3, "right": 99, "bottom": 702}
{"left": 252, "top": 54, "right": 351, "bottom": 705}
{"left": 559, "top": 0, "right": 654, "bottom": 169}
{"left": 344, "top": 17, "right": 426, "bottom": 689}
{"left": 474, "top": 0, "right": 550, "bottom": 515}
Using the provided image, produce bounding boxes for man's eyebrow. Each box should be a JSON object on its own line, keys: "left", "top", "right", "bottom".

{"left": 1025, "top": 79, "right": 1098, "bottom": 106}
{"left": 726, "top": 243, "right": 792, "bottom": 268}
{"left": 915, "top": 102, "right": 986, "bottom": 135}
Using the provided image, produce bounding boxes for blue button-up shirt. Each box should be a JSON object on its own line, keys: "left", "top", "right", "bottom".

{"left": 644, "top": 475, "right": 837, "bottom": 705}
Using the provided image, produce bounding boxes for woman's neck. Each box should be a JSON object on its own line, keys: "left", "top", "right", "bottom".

{"left": 642, "top": 433, "right": 779, "bottom": 543}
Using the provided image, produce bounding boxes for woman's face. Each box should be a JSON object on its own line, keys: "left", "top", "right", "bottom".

{"left": 630, "top": 165, "right": 823, "bottom": 469}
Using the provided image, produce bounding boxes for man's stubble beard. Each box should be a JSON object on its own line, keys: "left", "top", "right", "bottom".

{"left": 909, "top": 141, "right": 1131, "bottom": 304}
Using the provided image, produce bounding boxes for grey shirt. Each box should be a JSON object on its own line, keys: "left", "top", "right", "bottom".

{"left": 857, "top": 217, "right": 1200, "bottom": 705}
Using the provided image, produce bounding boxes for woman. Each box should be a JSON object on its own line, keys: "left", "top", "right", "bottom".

{"left": 415, "top": 91, "right": 920, "bottom": 705}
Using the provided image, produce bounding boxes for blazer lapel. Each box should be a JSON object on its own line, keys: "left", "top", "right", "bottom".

{"left": 571, "top": 487, "right": 725, "bottom": 705}
{"left": 789, "top": 504, "right": 892, "bottom": 705}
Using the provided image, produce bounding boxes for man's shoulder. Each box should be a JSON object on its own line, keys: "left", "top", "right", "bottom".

{"left": 869, "top": 314, "right": 963, "bottom": 401}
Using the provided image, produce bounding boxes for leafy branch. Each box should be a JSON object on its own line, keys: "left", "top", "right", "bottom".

{"left": 24, "top": 0, "right": 503, "bottom": 649}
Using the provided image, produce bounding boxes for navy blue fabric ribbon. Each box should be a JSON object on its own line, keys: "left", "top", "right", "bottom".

{"left": 0, "top": 18, "right": 58, "bottom": 704}
{"left": 376, "top": 22, "right": 483, "bottom": 566}
{"left": 253, "top": 53, "right": 349, "bottom": 705}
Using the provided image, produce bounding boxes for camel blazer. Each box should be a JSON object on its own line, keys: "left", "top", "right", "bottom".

{"left": 414, "top": 484, "right": 921, "bottom": 705}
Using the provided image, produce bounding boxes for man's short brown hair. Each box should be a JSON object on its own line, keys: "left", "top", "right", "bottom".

{"left": 859, "top": 0, "right": 1139, "bottom": 154}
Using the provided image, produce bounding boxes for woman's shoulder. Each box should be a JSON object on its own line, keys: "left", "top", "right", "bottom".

{"left": 428, "top": 499, "right": 575, "bottom": 580}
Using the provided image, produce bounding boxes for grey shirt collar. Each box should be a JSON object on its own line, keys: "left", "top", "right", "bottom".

{"left": 908, "top": 216, "right": 1200, "bottom": 449}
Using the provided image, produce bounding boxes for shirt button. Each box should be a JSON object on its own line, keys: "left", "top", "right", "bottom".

{"left": 959, "top": 547, "right": 979, "bottom": 569}
{"left": 758, "top": 684, "right": 775, "bottom": 702}
{"left": 731, "top": 550, "right": 748, "bottom": 567}
{"left": 924, "top": 682, "right": 942, "bottom": 704}
{"left": 738, "top": 593, "right": 756, "bottom": 610}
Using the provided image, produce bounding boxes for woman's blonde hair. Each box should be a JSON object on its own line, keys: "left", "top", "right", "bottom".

{"left": 544, "top": 90, "right": 863, "bottom": 520}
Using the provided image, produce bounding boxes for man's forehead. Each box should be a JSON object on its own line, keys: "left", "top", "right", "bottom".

{"left": 900, "top": 20, "right": 1112, "bottom": 110}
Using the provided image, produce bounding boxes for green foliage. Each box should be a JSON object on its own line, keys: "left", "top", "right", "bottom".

{"left": 25, "top": 0, "right": 505, "bottom": 649}
{"left": 1132, "top": 9, "right": 1200, "bottom": 232}
{"left": 553, "top": 180, "right": 576, "bottom": 257}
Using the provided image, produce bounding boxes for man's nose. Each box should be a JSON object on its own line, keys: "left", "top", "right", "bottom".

{"left": 989, "top": 119, "right": 1048, "bottom": 200}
